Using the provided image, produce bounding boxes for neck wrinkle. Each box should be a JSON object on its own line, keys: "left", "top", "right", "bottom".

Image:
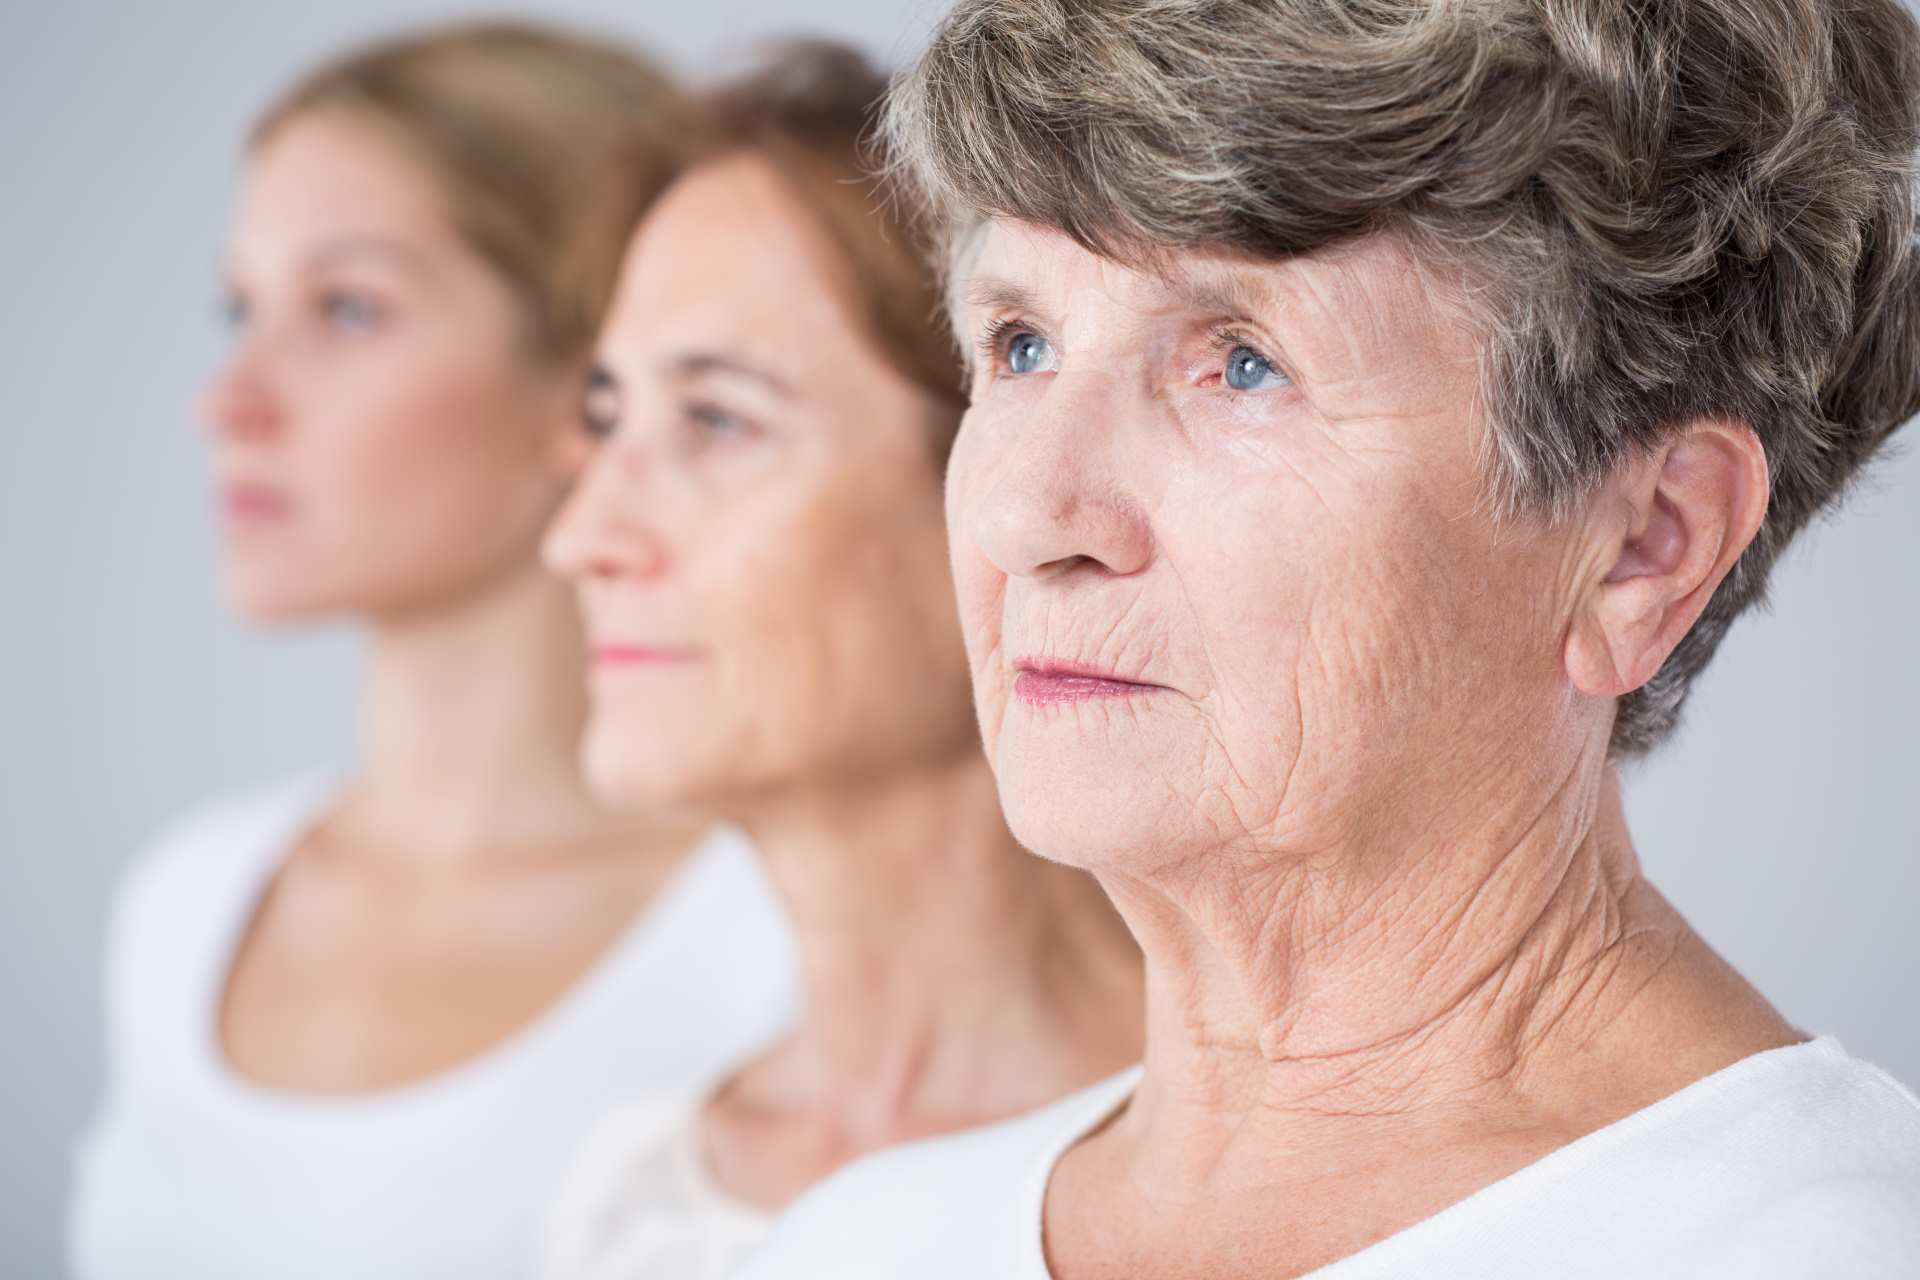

{"left": 738, "top": 750, "right": 1143, "bottom": 1134}
{"left": 1106, "top": 743, "right": 1659, "bottom": 1134}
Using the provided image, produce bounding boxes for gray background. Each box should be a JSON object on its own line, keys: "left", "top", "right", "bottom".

{"left": 3, "top": 2, "right": 1915, "bottom": 1275}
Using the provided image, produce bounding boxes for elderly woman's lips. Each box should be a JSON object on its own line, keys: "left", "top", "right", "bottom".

{"left": 1013, "top": 661, "right": 1163, "bottom": 705}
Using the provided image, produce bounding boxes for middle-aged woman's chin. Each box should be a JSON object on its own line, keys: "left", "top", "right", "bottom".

{"left": 535, "top": 41, "right": 1143, "bottom": 1280}
{"left": 741, "top": 1, "right": 1920, "bottom": 1278}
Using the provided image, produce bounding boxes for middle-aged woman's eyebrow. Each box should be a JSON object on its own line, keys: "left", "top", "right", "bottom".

{"left": 668, "top": 352, "right": 795, "bottom": 399}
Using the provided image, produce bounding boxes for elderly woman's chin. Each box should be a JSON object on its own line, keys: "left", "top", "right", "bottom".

{"left": 988, "top": 702, "right": 1237, "bottom": 875}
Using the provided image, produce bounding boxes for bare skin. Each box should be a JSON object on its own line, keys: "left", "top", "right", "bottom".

{"left": 207, "top": 110, "right": 698, "bottom": 1094}
{"left": 546, "top": 159, "right": 1144, "bottom": 1204}
{"left": 942, "top": 221, "right": 1795, "bottom": 1278}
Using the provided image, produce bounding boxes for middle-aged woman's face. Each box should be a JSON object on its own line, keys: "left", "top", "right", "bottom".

{"left": 950, "top": 220, "right": 1610, "bottom": 873}
{"left": 546, "top": 156, "right": 976, "bottom": 807}
{"left": 203, "top": 109, "right": 584, "bottom": 622}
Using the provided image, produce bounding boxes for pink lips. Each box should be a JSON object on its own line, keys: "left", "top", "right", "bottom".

{"left": 1013, "top": 659, "right": 1164, "bottom": 705}
{"left": 222, "top": 482, "right": 291, "bottom": 523}
{"left": 593, "top": 644, "right": 700, "bottom": 667}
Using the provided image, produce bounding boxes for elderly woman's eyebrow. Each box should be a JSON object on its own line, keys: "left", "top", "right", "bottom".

{"left": 1161, "top": 268, "right": 1290, "bottom": 326}
{"left": 667, "top": 352, "right": 794, "bottom": 397}
{"left": 965, "top": 274, "right": 1055, "bottom": 328}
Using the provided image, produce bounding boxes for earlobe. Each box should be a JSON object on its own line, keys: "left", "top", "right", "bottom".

{"left": 1564, "top": 419, "right": 1769, "bottom": 700}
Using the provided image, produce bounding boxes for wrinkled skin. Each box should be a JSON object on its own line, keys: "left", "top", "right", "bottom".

{"left": 950, "top": 222, "right": 1596, "bottom": 881}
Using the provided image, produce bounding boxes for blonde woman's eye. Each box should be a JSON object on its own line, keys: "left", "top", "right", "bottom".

{"left": 321, "top": 291, "right": 382, "bottom": 332}
{"left": 1005, "top": 331, "right": 1057, "bottom": 375}
{"left": 1223, "top": 344, "right": 1288, "bottom": 392}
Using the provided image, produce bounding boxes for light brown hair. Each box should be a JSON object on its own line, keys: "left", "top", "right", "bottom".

{"left": 256, "top": 19, "right": 689, "bottom": 362}
{"left": 886, "top": 0, "right": 1920, "bottom": 753}
{"left": 706, "top": 40, "right": 968, "bottom": 442}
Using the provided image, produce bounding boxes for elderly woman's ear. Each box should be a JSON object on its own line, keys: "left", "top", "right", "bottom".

{"left": 1564, "top": 419, "right": 1770, "bottom": 700}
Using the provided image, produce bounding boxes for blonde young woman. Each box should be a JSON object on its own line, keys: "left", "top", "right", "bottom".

{"left": 69, "top": 24, "right": 795, "bottom": 1280}
{"left": 537, "top": 44, "right": 1143, "bottom": 1280}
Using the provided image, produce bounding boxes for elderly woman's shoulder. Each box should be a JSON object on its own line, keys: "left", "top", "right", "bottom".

{"left": 1466, "top": 1037, "right": 1920, "bottom": 1277}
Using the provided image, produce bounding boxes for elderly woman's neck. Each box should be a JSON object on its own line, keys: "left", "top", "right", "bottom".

{"left": 1107, "top": 756, "right": 1696, "bottom": 1120}
{"left": 739, "top": 750, "right": 1142, "bottom": 1130}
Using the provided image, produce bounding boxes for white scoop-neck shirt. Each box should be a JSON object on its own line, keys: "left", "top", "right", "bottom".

{"left": 741, "top": 1037, "right": 1920, "bottom": 1279}
{"left": 69, "top": 775, "right": 799, "bottom": 1280}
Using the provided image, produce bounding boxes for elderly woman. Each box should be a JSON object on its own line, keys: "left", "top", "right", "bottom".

{"left": 740, "top": 0, "right": 1920, "bottom": 1277}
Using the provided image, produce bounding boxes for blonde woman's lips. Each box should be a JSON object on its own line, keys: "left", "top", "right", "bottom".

{"left": 221, "top": 482, "right": 291, "bottom": 522}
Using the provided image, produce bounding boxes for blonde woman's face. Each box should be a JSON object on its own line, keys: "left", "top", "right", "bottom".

{"left": 204, "top": 110, "right": 584, "bottom": 622}
{"left": 546, "top": 157, "right": 976, "bottom": 807}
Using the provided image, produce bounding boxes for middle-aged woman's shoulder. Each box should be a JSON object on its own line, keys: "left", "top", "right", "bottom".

{"left": 738, "top": 1068, "right": 1141, "bottom": 1279}
{"left": 741, "top": 1041, "right": 1920, "bottom": 1280}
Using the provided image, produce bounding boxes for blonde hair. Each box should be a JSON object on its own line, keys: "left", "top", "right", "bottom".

{"left": 256, "top": 19, "right": 689, "bottom": 361}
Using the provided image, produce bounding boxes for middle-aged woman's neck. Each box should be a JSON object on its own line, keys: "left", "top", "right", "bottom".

{"left": 337, "top": 556, "right": 679, "bottom": 863}
{"left": 1102, "top": 737, "right": 1798, "bottom": 1139}
{"left": 735, "top": 747, "right": 1144, "bottom": 1142}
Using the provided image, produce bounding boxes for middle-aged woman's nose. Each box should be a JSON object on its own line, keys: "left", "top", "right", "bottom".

{"left": 965, "top": 377, "right": 1153, "bottom": 580}
{"left": 543, "top": 439, "right": 671, "bottom": 584}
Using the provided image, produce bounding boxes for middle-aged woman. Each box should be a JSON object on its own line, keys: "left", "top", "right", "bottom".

{"left": 70, "top": 23, "right": 796, "bottom": 1280}
{"left": 537, "top": 42, "right": 1144, "bottom": 1280}
{"left": 744, "top": 1, "right": 1920, "bottom": 1278}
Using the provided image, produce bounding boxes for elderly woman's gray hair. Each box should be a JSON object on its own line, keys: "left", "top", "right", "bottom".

{"left": 884, "top": 0, "right": 1920, "bottom": 754}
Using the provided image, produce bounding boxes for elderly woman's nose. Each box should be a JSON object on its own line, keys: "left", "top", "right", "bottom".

{"left": 542, "top": 441, "right": 670, "bottom": 584}
{"left": 966, "top": 411, "right": 1153, "bottom": 580}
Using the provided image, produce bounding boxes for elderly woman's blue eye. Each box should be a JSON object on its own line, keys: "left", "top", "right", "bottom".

{"left": 1005, "top": 332, "right": 1057, "bottom": 375}
{"left": 1223, "top": 344, "right": 1287, "bottom": 392}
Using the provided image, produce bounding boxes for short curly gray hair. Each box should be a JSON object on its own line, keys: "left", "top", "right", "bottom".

{"left": 885, "top": 0, "right": 1920, "bottom": 754}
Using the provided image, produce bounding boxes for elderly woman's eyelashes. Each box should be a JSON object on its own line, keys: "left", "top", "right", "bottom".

{"left": 978, "top": 317, "right": 1059, "bottom": 378}
{"left": 1209, "top": 329, "right": 1291, "bottom": 393}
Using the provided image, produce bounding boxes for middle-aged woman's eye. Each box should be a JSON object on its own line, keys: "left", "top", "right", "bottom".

{"left": 1005, "top": 331, "right": 1058, "bottom": 376}
{"left": 320, "top": 290, "right": 382, "bottom": 333}
{"left": 582, "top": 365, "right": 620, "bottom": 439}
{"left": 688, "top": 402, "right": 750, "bottom": 440}
{"left": 1223, "top": 343, "right": 1290, "bottom": 392}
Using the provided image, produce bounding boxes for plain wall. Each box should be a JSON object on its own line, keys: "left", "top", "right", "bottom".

{"left": 3, "top": 2, "right": 1915, "bottom": 1276}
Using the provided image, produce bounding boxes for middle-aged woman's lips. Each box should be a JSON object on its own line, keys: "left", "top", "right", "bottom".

{"left": 593, "top": 643, "right": 702, "bottom": 667}
{"left": 1013, "top": 659, "right": 1165, "bottom": 706}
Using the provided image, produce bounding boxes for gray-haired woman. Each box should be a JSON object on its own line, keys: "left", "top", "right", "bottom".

{"left": 740, "top": 0, "right": 1920, "bottom": 1276}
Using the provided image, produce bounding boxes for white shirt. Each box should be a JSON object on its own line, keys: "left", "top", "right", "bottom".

{"left": 539, "top": 1086, "right": 773, "bottom": 1280}
{"left": 69, "top": 776, "right": 799, "bottom": 1280}
{"left": 740, "top": 1038, "right": 1920, "bottom": 1279}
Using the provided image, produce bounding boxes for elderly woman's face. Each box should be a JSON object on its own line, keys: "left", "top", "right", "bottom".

{"left": 547, "top": 158, "right": 976, "bottom": 807}
{"left": 948, "top": 221, "right": 1596, "bottom": 869}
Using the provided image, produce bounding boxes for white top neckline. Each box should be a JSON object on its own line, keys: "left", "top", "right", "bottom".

{"left": 188, "top": 774, "right": 759, "bottom": 1121}
{"left": 1017, "top": 1036, "right": 1908, "bottom": 1277}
